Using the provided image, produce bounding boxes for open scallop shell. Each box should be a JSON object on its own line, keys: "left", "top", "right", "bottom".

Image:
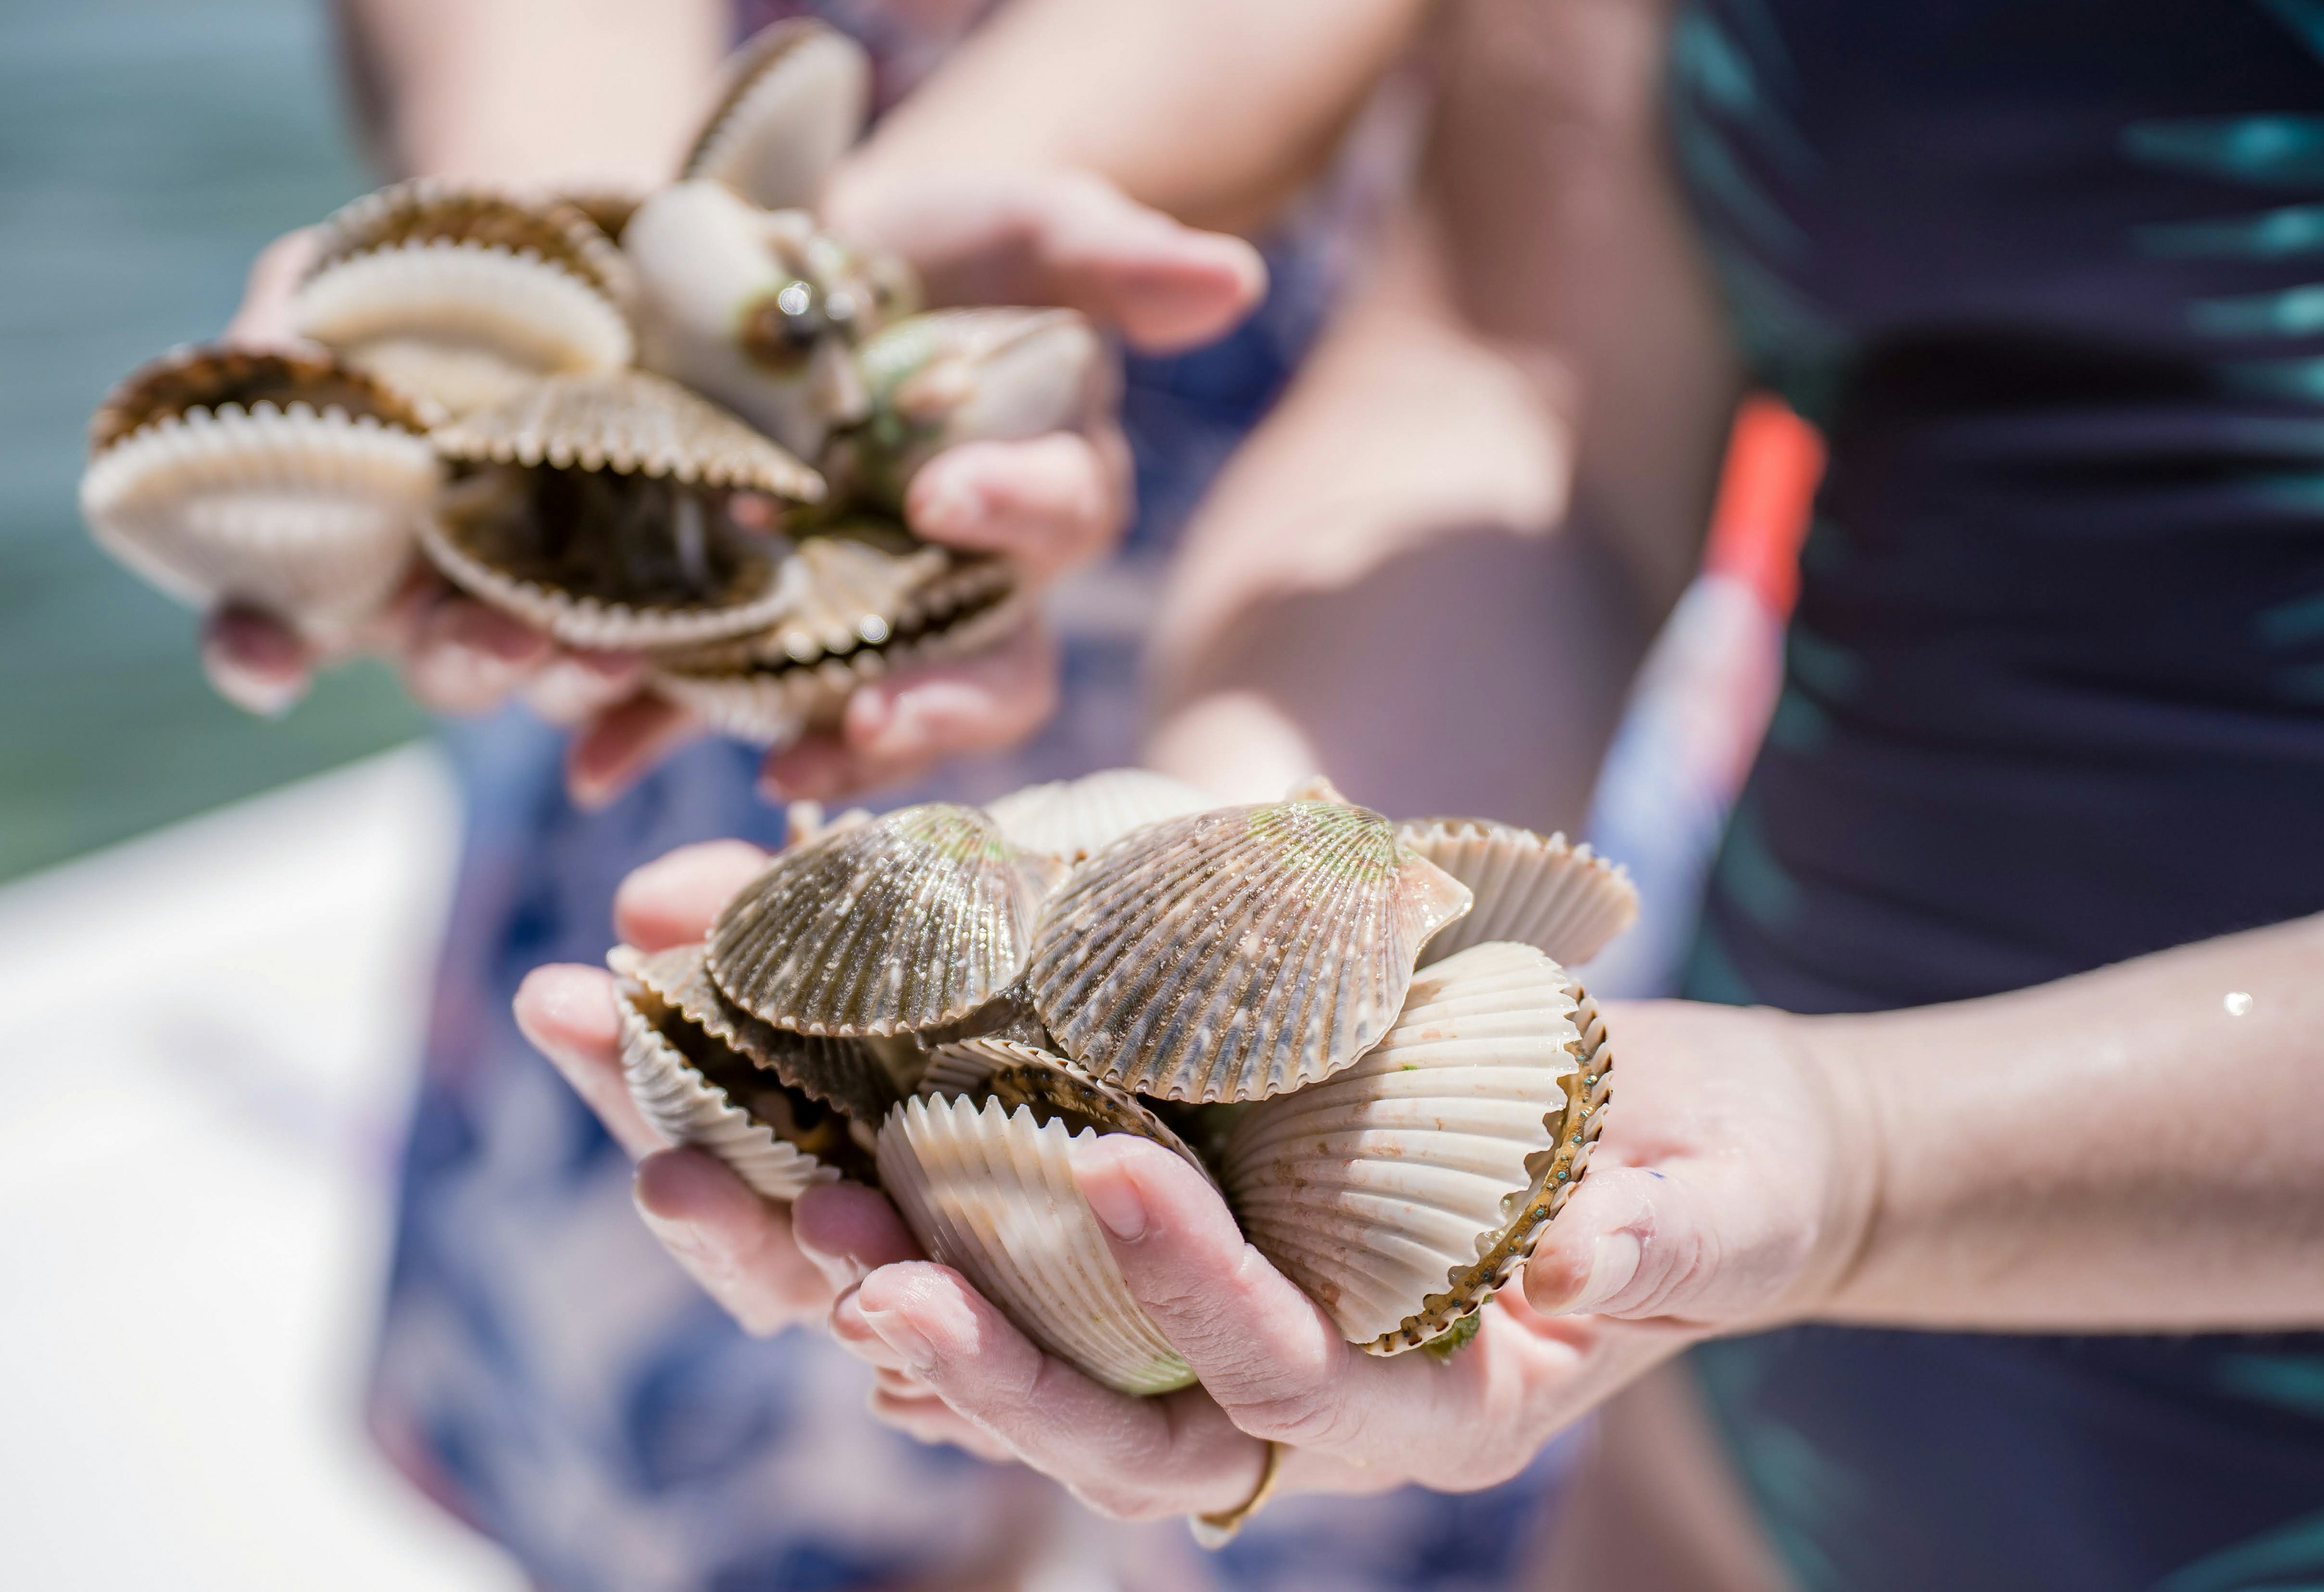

{"left": 627, "top": 181, "right": 911, "bottom": 457}
{"left": 1396, "top": 818, "right": 1639, "bottom": 967}
{"left": 79, "top": 344, "right": 439, "bottom": 636}
{"left": 419, "top": 370, "right": 824, "bottom": 650}
{"left": 709, "top": 802, "right": 1059, "bottom": 1037}
{"left": 614, "top": 944, "right": 865, "bottom": 1198}
{"left": 683, "top": 18, "right": 871, "bottom": 211}
{"left": 630, "top": 937, "right": 901, "bottom": 1127}
{"left": 1218, "top": 941, "right": 1612, "bottom": 1354}
{"left": 293, "top": 181, "right": 635, "bottom": 414}
{"left": 1025, "top": 800, "right": 1474, "bottom": 1103}
{"left": 922, "top": 1037, "right": 1213, "bottom": 1180}
{"left": 985, "top": 769, "right": 1221, "bottom": 866}
{"left": 878, "top": 1093, "right": 1196, "bottom": 1395}
{"left": 650, "top": 525, "right": 1023, "bottom": 745}
{"left": 826, "top": 309, "right": 1113, "bottom": 507}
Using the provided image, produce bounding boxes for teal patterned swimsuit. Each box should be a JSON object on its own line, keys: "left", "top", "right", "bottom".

{"left": 1674, "top": 2, "right": 2324, "bottom": 1587}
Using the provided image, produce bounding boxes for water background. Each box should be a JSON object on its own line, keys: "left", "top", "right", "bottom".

{"left": 0, "top": 0, "right": 419, "bottom": 881}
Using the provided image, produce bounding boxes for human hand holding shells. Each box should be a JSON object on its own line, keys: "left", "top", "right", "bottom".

{"left": 85, "top": 18, "right": 1265, "bottom": 804}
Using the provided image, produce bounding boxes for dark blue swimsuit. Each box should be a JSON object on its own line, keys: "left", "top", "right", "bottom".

{"left": 1671, "top": 2, "right": 2324, "bottom": 1587}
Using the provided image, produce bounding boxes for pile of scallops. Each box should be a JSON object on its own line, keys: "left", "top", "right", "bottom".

{"left": 78, "top": 21, "right": 1105, "bottom": 749}
{"left": 620, "top": 771, "right": 1633, "bottom": 1392}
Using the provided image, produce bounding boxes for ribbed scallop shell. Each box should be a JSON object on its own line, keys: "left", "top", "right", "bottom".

{"left": 709, "top": 803, "right": 1057, "bottom": 1036}
{"left": 294, "top": 183, "right": 635, "bottom": 415}
{"left": 984, "top": 769, "right": 1220, "bottom": 866}
{"left": 614, "top": 946, "right": 852, "bottom": 1200}
{"left": 877, "top": 1094, "right": 1195, "bottom": 1395}
{"left": 922, "top": 1037, "right": 1212, "bottom": 1180}
{"left": 79, "top": 346, "right": 439, "bottom": 634}
{"left": 650, "top": 548, "right": 1023, "bottom": 745}
{"left": 1396, "top": 818, "right": 1639, "bottom": 967}
{"left": 1219, "top": 942, "right": 1611, "bottom": 1353}
{"left": 684, "top": 19, "right": 871, "bottom": 210}
{"left": 1025, "top": 801, "right": 1474, "bottom": 1103}
{"left": 634, "top": 939, "right": 901, "bottom": 1125}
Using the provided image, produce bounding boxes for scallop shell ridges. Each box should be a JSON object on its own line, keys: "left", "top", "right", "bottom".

{"left": 1025, "top": 801, "right": 1474, "bottom": 1103}
{"left": 984, "top": 769, "right": 1218, "bottom": 865}
{"left": 709, "top": 803, "right": 1055, "bottom": 1036}
{"left": 631, "top": 941, "right": 899, "bottom": 1125}
{"left": 1219, "top": 942, "right": 1610, "bottom": 1353}
{"left": 684, "top": 19, "right": 870, "bottom": 210}
{"left": 1397, "top": 817, "right": 1639, "bottom": 967}
{"left": 877, "top": 1094, "right": 1195, "bottom": 1395}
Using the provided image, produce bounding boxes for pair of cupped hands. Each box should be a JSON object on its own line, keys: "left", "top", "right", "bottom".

{"left": 225, "top": 163, "right": 1874, "bottom": 1514}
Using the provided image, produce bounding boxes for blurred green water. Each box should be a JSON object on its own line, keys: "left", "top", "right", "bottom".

{"left": 0, "top": 0, "right": 421, "bottom": 882}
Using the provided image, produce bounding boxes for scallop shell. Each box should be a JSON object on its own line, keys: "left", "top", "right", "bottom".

{"left": 631, "top": 938, "right": 902, "bottom": 1126}
{"left": 1396, "top": 818, "right": 1639, "bottom": 967}
{"left": 650, "top": 532, "right": 1023, "bottom": 745}
{"left": 1218, "top": 942, "right": 1612, "bottom": 1354}
{"left": 79, "top": 345, "right": 439, "bottom": 635}
{"left": 613, "top": 945, "right": 859, "bottom": 1199}
{"left": 922, "top": 1037, "right": 1212, "bottom": 1180}
{"left": 293, "top": 182, "right": 635, "bottom": 414}
{"left": 827, "top": 309, "right": 1113, "bottom": 506}
{"left": 985, "top": 769, "right": 1220, "bottom": 866}
{"left": 684, "top": 19, "right": 871, "bottom": 211}
{"left": 419, "top": 370, "right": 824, "bottom": 650}
{"left": 709, "top": 802, "right": 1059, "bottom": 1037}
{"left": 627, "top": 182, "right": 909, "bottom": 456}
{"left": 1025, "top": 800, "right": 1474, "bottom": 1103}
{"left": 878, "top": 1094, "right": 1196, "bottom": 1395}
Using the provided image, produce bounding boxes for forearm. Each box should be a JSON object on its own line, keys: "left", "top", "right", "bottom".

{"left": 836, "top": 0, "right": 1430, "bottom": 234}
{"left": 1811, "top": 911, "right": 2324, "bottom": 1331}
{"left": 333, "top": 0, "right": 724, "bottom": 183}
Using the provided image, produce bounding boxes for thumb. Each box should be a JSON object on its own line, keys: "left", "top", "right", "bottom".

{"left": 1521, "top": 1160, "right": 1809, "bottom": 1326}
{"left": 830, "top": 168, "right": 1267, "bottom": 354}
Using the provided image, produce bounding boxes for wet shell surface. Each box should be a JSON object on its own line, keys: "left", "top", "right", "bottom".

{"left": 984, "top": 768, "right": 1220, "bottom": 866}
{"left": 633, "top": 938, "right": 902, "bottom": 1126}
{"left": 79, "top": 345, "right": 439, "bottom": 634}
{"left": 709, "top": 803, "right": 1059, "bottom": 1037}
{"left": 614, "top": 945, "right": 859, "bottom": 1199}
{"left": 1396, "top": 818, "right": 1639, "bottom": 967}
{"left": 1025, "top": 801, "right": 1474, "bottom": 1103}
{"left": 650, "top": 525, "right": 1022, "bottom": 745}
{"left": 1218, "top": 941, "right": 1610, "bottom": 1354}
{"left": 419, "top": 370, "right": 824, "bottom": 650}
{"left": 878, "top": 1093, "right": 1196, "bottom": 1395}
{"left": 684, "top": 19, "right": 871, "bottom": 211}
{"left": 831, "top": 309, "right": 1112, "bottom": 505}
{"left": 293, "top": 182, "right": 635, "bottom": 414}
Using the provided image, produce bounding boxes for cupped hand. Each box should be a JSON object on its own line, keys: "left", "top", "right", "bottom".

{"left": 664, "top": 992, "right": 1880, "bottom": 1516}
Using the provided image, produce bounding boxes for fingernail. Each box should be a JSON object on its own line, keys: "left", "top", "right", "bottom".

{"left": 212, "top": 666, "right": 305, "bottom": 719}
{"left": 1071, "top": 1142, "right": 1149, "bottom": 1242}
{"left": 859, "top": 1303, "right": 938, "bottom": 1375}
{"left": 1560, "top": 1232, "right": 1642, "bottom": 1315}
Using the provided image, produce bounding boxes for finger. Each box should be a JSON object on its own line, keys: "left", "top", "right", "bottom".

{"left": 759, "top": 621, "right": 1059, "bottom": 802}
{"left": 906, "top": 432, "right": 1128, "bottom": 587}
{"left": 225, "top": 228, "right": 322, "bottom": 347}
{"left": 1521, "top": 1160, "right": 1781, "bottom": 1323}
{"left": 524, "top": 650, "right": 648, "bottom": 726}
{"left": 633, "top": 1148, "right": 832, "bottom": 1335}
{"left": 868, "top": 1384, "right": 1020, "bottom": 1462}
{"left": 566, "top": 692, "right": 700, "bottom": 811}
{"left": 401, "top": 594, "right": 554, "bottom": 714}
{"left": 513, "top": 963, "right": 660, "bottom": 1157}
{"left": 792, "top": 1179, "right": 923, "bottom": 1292}
{"left": 609, "top": 840, "right": 771, "bottom": 950}
{"left": 201, "top": 604, "right": 315, "bottom": 717}
{"left": 852, "top": 1259, "right": 1267, "bottom": 1520}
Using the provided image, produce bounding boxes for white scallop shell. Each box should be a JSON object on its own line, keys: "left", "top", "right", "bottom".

{"left": 617, "top": 981, "right": 843, "bottom": 1202}
{"left": 293, "top": 242, "right": 634, "bottom": 414}
{"left": 684, "top": 19, "right": 871, "bottom": 211}
{"left": 1025, "top": 800, "right": 1474, "bottom": 1103}
{"left": 1396, "top": 818, "right": 1639, "bottom": 967}
{"left": 984, "top": 769, "right": 1220, "bottom": 865}
{"left": 80, "top": 400, "right": 437, "bottom": 636}
{"left": 1218, "top": 941, "right": 1603, "bottom": 1353}
{"left": 877, "top": 1094, "right": 1195, "bottom": 1395}
{"left": 709, "top": 802, "right": 1059, "bottom": 1036}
